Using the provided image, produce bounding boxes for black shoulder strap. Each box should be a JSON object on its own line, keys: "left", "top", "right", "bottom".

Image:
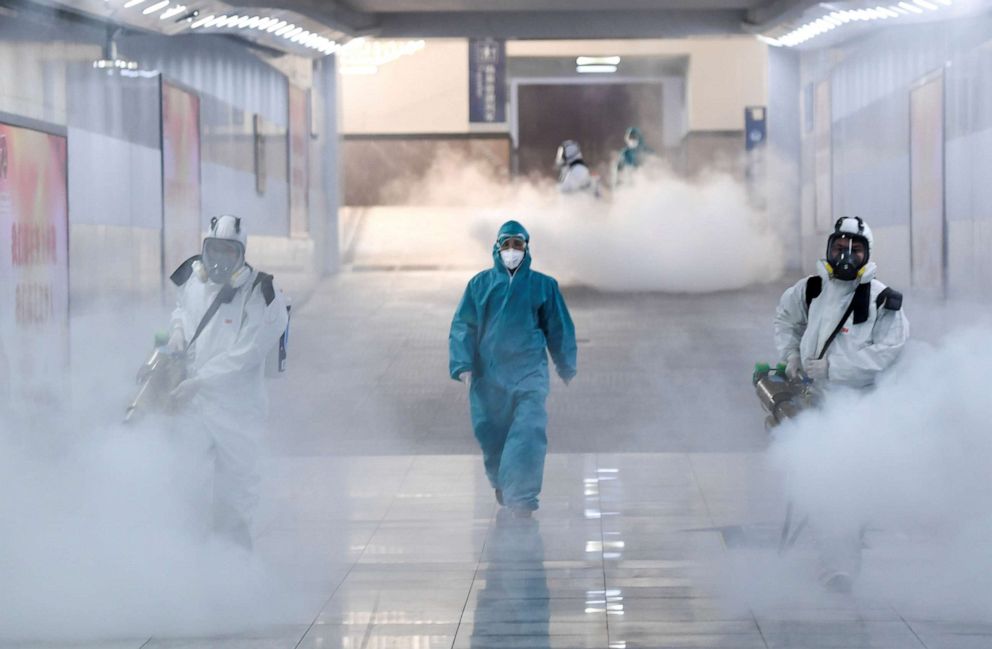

{"left": 804, "top": 275, "right": 822, "bottom": 310}
{"left": 876, "top": 287, "right": 903, "bottom": 311}
{"left": 185, "top": 284, "right": 238, "bottom": 352}
{"left": 816, "top": 283, "right": 872, "bottom": 360}
{"left": 170, "top": 255, "right": 201, "bottom": 286}
{"left": 852, "top": 282, "right": 872, "bottom": 324}
{"left": 252, "top": 271, "right": 276, "bottom": 306}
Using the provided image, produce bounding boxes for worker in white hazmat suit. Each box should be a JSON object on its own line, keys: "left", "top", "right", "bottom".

{"left": 167, "top": 215, "right": 288, "bottom": 549}
{"left": 554, "top": 140, "right": 595, "bottom": 195}
{"left": 773, "top": 216, "right": 909, "bottom": 592}
{"left": 774, "top": 216, "right": 908, "bottom": 389}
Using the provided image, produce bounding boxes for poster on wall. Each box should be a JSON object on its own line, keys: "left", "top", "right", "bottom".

{"left": 289, "top": 84, "right": 309, "bottom": 237}
{"left": 0, "top": 121, "right": 69, "bottom": 396}
{"left": 161, "top": 80, "right": 202, "bottom": 278}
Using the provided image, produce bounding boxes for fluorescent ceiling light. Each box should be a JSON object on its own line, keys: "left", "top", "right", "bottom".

{"left": 576, "top": 56, "right": 620, "bottom": 66}
{"left": 142, "top": 1, "right": 170, "bottom": 15}
{"left": 123, "top": 0, "right": 146, "bottom": 7}
{"left": 577, "top": 64, "right": 617, "bottom": 73}
{"left": 185, "top": 13, "right": 337, "bottom": 56}
{"left": 160, "top": 5, "right": 186, "bottom": 20}
{"left": 770, "top": 0, "right": 955, "bottom": 48}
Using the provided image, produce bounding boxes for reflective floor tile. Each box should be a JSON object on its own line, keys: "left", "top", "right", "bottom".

{"left": 297, "top": 623, "right": 457, "bottom": 649}
{"left": 142, "top": 626, "right": 309, "bottom": 649}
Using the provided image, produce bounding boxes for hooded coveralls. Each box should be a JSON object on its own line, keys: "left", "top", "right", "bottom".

{"left": 774, "top": 260, "right": 909, "bottom": 389}
{"left": 773, "top": 258, "right": 909, "bottom": 584}
{"left": 170, "top": 256, "right": 288, "bottom": 546}
{"left": 449, "top": 221, "right": 577, "bottom": 511}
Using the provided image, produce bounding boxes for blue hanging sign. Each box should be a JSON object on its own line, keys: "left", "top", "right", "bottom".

{"left": 469, "top": 39, "right": 506, "bottom": 123}
{"left": 745, "top": 105, "right": 767, "bottom": 151}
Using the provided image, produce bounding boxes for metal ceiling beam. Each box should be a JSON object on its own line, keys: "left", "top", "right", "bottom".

{"left": 365, "top": 9, "right": 748, "bottom": 39}
{"left": 233, "top": 0, "right": 377, "bottom": 34}
{"left": 744, "top": 0, "right": 820, "bottom": 31}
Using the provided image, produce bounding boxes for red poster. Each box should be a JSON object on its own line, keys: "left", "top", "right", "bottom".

{"left": 289, "top": 84, "right": 309, "bottom": 237}
{"left": 161, "top": 81, "right": 202, "bottom": 276}
{"left": 0, "top": 122, "right": 69, "bottom": 393}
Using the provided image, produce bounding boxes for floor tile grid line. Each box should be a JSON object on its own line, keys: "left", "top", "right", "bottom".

{"left": 358, "top": 592, "right": 382, "bottom": 649}
{"left": 450, "top": 503, "right": 500, "bottom": 649}
{"left": 596, "top": 453, "right": 614, "bottom": 649}
{"left": 899, "top": 613, "right": 932, "bottom": 648}
{"left": 686, "top": 453, "right": 772, "bottom": 649}
{"left": 293, "top": 455, "right": 419, "bottom": 649}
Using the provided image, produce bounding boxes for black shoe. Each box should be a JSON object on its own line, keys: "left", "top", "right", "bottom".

{"left": 495, "top": 489, "right": 504, "bottom": 506}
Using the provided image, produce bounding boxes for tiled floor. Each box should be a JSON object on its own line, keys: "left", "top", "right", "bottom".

{"left": 8, "top": 271, "right": 990, "bottom": 648}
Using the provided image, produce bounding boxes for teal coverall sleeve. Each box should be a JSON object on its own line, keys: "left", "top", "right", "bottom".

{"left": 449, "top": 281, "right": 479, "bottom": 380}
{"left": 539, "top": 280, "right": 577, "bottom": 383}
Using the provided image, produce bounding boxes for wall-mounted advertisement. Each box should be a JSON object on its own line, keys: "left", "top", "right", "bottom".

{"left": 289, "top": 84, "right": 310, "bottom": 237}
{"left": 161, "top": 80, "right": 202, "bottom": 278}
{"left": 0, "top": 122, "right": 69, "bottom": 397}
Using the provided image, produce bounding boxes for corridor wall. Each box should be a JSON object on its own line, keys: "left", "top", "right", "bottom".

{"left": 800, "top": 15, "right": 992, "bottom": 298}
{"left": 0, "top": 4, "right": 340, "bottom": 312}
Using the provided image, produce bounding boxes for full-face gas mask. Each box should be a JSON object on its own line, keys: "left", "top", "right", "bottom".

{"left": 825, "top": 217, "right": 872, "bottom": 281}
{"left": 555, "top": 140, "right": 583, "bottom": 170}
{"left": 202, "top": 215, "right": 247, "bottom": 284}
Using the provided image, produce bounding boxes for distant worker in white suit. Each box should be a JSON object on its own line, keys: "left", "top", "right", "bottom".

{"left": 554, "top": 140, "right": 596, "bottom": 196}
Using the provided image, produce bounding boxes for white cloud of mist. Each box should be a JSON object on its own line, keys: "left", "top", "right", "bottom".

{"left": 0, "top": 309, "right": 311, "bottom": 642}
{"left": 753, "top": 327, "right": 992, "bottom": 617}
{"left": 374, "top": 152, "right": 788, "bottom": 292}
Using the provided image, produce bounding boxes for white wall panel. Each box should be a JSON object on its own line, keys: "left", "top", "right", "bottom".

{"left": 800, "top": 13, "right": 992, "bottom": 297}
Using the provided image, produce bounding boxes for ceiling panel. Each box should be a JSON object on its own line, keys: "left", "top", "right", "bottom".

{"left": 344, "top": 0, "right": 766, "bottom": 11}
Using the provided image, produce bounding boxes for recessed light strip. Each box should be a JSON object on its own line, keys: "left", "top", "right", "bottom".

{"left": 186, "top": 13, "right": 338, "bottom": 54}
{"left": 760, "top": 1, "right": 953, "bottom": 48}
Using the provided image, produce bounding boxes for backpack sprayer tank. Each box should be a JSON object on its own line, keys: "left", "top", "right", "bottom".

{"left": 753, "top": 363, "right": 819, "bottom": 430}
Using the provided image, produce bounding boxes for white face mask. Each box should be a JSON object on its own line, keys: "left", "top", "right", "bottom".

{"left": 500, "top": 249, "right": 524, "bottom": 270}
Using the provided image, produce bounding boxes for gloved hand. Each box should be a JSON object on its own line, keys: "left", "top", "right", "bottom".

{"left": 167, "top": 326, "right": 186, "bottom": 353}
{"left": 457, "top": 371, "right": 472, "bottom": 387}
{"left": 170, "top": 378, "right": 200, "bottom": 403}
{"left": 805, "top": 358, "right": 829, "bottom": 382}
{"left": 785, "top": 353, "right": 803, "bottom": 381}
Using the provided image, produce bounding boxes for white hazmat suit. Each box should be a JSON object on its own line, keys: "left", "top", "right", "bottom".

{"left": 169, "top": 215, "right": 288, "bottom": 549}
{"left": 774, "top": 224, "right": 908, "bottom": 389}
{"left": 772, "top": 217, "right": 909, "bottom": 592}
{"left": 555, "top": 140, "right": 595, "bottom": 195}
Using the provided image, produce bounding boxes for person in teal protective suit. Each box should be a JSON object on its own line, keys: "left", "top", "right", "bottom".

{"left": 449, "top": 221, "right": 577, "bottom": 517}
{"left": 613, "top": 126, "right": 654, "bottom": 188}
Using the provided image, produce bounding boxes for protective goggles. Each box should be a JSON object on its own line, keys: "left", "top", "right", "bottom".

{"left": 498, "top": 236, "right": 527, "bottom": 251}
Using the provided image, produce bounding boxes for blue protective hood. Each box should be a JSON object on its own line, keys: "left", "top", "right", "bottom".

{"left": 492, "top": 220, "right": 532, "bottom": 271}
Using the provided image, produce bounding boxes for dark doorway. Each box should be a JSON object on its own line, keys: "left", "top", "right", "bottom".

{"left": 516, "top": 82, "right": 663, "bottom": 181}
